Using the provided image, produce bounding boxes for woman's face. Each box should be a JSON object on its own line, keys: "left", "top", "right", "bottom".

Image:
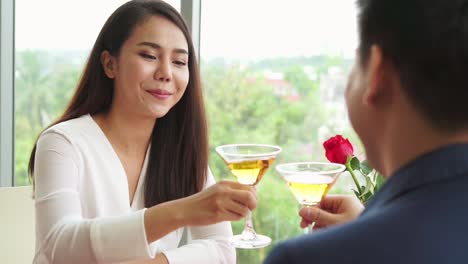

{"left": 105, "top": 15, "right": 190, "bottom": 119}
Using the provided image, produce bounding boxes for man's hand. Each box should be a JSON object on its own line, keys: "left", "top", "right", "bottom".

{"left": 299, "top": 195, "right": 364, "bottom": 229}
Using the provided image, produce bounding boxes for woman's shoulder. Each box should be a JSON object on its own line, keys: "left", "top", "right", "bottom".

{"left": 40, "top": 114, "right": 95, "bottom": 143}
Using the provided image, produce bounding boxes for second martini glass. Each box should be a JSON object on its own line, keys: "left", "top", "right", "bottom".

{"left": 276, "top": 162, "right": 345, "bottom": 234}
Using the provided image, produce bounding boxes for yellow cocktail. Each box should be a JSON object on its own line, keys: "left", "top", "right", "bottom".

{"left": 216, "top": 144, "right": 281, "bottom": 248}
{"left": 276, "top": 162, "right": 345, "bottom": 233}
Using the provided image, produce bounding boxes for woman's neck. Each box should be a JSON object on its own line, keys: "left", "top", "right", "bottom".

{"left": 93, "top": 108, "right": 155, "bottom": 155}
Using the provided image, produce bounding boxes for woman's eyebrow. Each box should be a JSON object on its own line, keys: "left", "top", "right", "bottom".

{"left": 137, "top": 41, "right": 189, "bottom": 55}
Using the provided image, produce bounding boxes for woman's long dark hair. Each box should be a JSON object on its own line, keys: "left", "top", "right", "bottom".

{"left": 28, "top": 0, "right": 208, "bottom": 207}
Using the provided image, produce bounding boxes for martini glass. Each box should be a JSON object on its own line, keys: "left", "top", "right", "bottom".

{"left": 275, "top": 162, "right": 345, "bottom": 234}
{"left": 215, "top": 144, "right": 282, "bottom": 249}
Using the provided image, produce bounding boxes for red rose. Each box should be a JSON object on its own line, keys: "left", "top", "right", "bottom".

{"left": 323, "top": 135, "right": 354, "bottom": 164}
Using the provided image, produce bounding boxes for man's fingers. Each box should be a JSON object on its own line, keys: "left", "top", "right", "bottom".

{"left": 300, "top": 218, "right": 312, "bottom": 228}
{"left": 299, "top": 206, "right": 338, "bottom": 227}
{"left": 318, "top": 195, "right": 345, "bottom": 211}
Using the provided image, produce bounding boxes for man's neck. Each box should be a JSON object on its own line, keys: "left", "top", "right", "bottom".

{"left": 383, "top": 118, "right": 468, "bottom": 177}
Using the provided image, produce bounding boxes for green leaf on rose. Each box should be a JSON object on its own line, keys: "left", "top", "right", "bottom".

{"left": 360, "top": 160, "right": 372, "bottom": 175}
{"left": 353, "top": 190, "right": 360, "bottom": 197}
{"left": 361, "top": 191, "right": 373, "bottom": 204}
{"left": 375, "top": 172, "right": 386, "bottom": 190}
{"left": 362, "top": 176, "right": 374, "bottom": 195}
{"left": 361, "top": 185, "right": 367, "bottom": 194}
{"left": 350, "top": 157, "right": 361, "bottom": 171}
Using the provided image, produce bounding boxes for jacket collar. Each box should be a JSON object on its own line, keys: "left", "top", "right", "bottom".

{"left": 363, "top": 144, "right": 468, "bottom": 213}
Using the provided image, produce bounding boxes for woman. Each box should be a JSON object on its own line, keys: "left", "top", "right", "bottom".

{"left": 29, "top": 1, "right": 255, "bottom": 263}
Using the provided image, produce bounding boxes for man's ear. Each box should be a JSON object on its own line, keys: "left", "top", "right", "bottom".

{"left": 363, "top": 45, "right": 389, "bottom": 105}
{"left": 101, "top": 51, "right": 116, "bottom": 79}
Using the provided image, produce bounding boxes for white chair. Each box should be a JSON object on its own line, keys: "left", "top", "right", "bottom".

{"left": 0, "top": 186, "right": 35, "bottom": 263}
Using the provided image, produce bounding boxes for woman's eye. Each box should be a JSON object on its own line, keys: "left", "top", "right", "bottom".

{"left": 174, "top": 60, "right": 187, "bottom": 66}
{"left": 140, "top": 53, "right": 157, "bottom": 60}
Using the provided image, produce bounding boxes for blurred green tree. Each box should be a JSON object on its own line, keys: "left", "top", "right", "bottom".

{"left": 15, "top": 50, "right": 80, "bottom": 184}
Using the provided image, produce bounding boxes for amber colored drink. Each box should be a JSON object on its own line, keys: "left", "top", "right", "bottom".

{"left": 285, "top": 174, "right": 335, "bottom": 206}
{"left": 216, "top": 144, "right": 282, "bottom": 248}
{"left": 227, "top": 158, "right": 275, "bottom": 185}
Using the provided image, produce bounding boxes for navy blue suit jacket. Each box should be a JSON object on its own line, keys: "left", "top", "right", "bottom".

{"left": 264, "top": 144, "right": 468, "bottom": 264}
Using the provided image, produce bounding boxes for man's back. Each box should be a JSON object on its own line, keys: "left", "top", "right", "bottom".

{"left": 265, "top": 144, "right": 468, "bottom": 264}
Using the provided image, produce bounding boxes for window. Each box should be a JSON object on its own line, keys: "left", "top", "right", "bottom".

{"left": 4, "top": 0, "right": 362, "bottom": 261}
{"left": 13, "top": 0, "right": 180, "bottom": 185}
{"left": 201, "top": 0, "right": 360, "bottom": 262}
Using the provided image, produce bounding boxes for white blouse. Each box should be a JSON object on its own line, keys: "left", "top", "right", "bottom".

{"left": 33, "top": 114, "right": 235, "bottom": 264}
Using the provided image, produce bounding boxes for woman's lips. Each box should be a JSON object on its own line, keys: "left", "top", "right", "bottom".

{"left": 147, "top": 89, "right": 172, "bottom": 100}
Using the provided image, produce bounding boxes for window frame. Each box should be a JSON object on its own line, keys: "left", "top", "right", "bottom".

{"left": 0, "top": 0, "right": 15, "bottom": 187}
{"left": 0, "top": 0, "right": 201, "bottom": 187}
{"left": 181, "top": 0, "right": 201, "bottom": 59}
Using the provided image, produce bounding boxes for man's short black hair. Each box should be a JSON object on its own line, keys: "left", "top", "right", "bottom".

{"left": 357, "top": 0, "right": 468, "bottom": 132}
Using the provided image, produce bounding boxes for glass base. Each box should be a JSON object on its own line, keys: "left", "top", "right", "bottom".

{"left": 230, "top": 234, "right": 272, "bottom": 249}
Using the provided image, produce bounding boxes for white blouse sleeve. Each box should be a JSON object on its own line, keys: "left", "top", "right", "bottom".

{"left": 163, "top": 169, "right": 236, "bottom": 264}
{"left": 33, "top": 131, "right": 153, "bottom": 264}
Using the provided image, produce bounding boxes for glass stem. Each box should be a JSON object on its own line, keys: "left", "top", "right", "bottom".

{"left": 241, "top": 210, "right": 257, "bottom": 240}
{"left": 305, "top": 221, "right": 315, "bottom": 234}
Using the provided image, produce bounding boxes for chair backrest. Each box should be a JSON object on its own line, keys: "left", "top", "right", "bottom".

{"left": 0, "top": 186, "right": 35, "bottom": 264}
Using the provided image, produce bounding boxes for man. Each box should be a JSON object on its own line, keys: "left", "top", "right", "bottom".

{"left": 264, "top": 0, "right": 468, "bottom": 263}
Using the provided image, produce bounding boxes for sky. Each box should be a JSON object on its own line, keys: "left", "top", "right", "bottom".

{"left": 15, "top": 0, "right": 357, "bottom": 60}
{"left": 201, "top": 0, "right": 358, "bottom": 60}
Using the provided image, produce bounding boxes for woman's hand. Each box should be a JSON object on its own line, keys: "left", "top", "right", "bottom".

{"left": 299, "top": 195, "right": 364, "bottom": 230}
{"left": 144, "top": 180, "right": 256, "bottom": 243}
{"left": 181, "top": 180, "right": 257, "bottom": 226}
{"left": 122, "top": 253, "right": 168, "bottom": 264}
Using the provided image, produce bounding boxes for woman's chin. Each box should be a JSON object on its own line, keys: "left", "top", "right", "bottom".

{"left": 148, "top": 108, "right": 170, "bottom": 119}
